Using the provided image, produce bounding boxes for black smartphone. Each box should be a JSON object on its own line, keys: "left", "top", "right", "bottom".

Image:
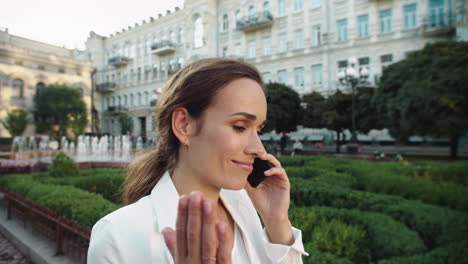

{"left": 247, "top": 158, "right": 273, "bottom": 188}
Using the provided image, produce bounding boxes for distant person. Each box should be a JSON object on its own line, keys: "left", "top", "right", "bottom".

{"left": 87, "top": 58, "right": 308, "bottom": 263}
{"left": 279, "top": 132, "right": 288, "bottom": 155}
{"left": 291, "top": 139, "right": 303, "bottom": 156}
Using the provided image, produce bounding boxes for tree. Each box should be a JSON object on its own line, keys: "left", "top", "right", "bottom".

{"left": 374, "top": 41, "right": 468, "bottom": 158}
{"left": 33, "top": 84, "right": 88, "bottom": 137}
{"left": 118, "top": 114, "right": 133, "bottom": 135}
{"left": 1, "top": 109, "right": 29, "bottom": 137}
{"left": 355, "top": 87, "right": 382, "bottom": 134}
{"left": 321, "top": 91, "right": 352, "bottom": 153}
{"left": 263, "top": 82, "right": 302, "bottom": 133}
{"left": 302, "top": 91, "right": 325, "bottom": 128}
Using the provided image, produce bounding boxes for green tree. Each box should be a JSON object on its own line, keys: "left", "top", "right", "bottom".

{"left": 302, "top": 92, "right": 325, "bottom": 128}
{"left": 118, "top": 114, "right": 133, "bottom": 135}
{"left": 33, "top": 84, "right": 87, "bottom": 137}
{"left": 321, "top": 91, "right": 352, "bottom": 153}
{"left": 355, "top": 87, "right": 382, "bottom": 134}
{"left": 263, "top": 82, "right": 302, "bottom": 133}
{"left": 374, "top": 41, "right": 468, "bottom": 158}
{"left": 0, "top": 109, "right": 29, "bottom": 137}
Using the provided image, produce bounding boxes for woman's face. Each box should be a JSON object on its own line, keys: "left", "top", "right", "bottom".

{"left": 186, "top": 78, "right": 267, "bottom": 190}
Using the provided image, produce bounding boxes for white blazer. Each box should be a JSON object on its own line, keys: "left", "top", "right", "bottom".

{"left": 88, "top": 171, "right": 308, "bottom": 263}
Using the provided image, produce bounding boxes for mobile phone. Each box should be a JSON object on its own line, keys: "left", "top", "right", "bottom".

{"left": 247, "top": 158, "right": 273, "bottom": 188}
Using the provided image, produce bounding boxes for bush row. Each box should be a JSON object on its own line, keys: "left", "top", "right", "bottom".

{"left": 36, "top": 169, "right": 126, "bottom": 204}
{"left": 290, "top": 177, "right": 468, "bottom": 249}
{"left": 0, "top": 174, "right": 119, "bottom": 227}
{"left": 289, "top": 206, "right": 426, "bottom": 261}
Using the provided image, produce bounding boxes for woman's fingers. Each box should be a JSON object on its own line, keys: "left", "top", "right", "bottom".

{"left": 201, "top": 199, "right": 217, "bottom": 264}
{"left": 162, "top": 227, "right": 176, "bottom": 259}
{"left": 260, "top": 153, "right": 282, "bottom": 168}
{"left": 175, "top": 195, "right": 189, "bottom": 262}
{"left": 216, "top": 222, "right": 233, "bottom": 264}
{"left": 187, "top": 191, "right": 203, "bottom": 261}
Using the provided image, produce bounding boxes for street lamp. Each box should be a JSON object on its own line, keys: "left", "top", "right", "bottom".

{"left": 338, "top": 57, "right": 369, "bottom": 148}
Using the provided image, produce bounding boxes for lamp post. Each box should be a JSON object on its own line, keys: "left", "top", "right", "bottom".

{"left": 338, "top": 57, "right": 369, "bottom": 150}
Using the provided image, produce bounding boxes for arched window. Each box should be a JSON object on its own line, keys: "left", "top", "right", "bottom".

{"left": 138, "top": 92, "right": 142, "bottom": 106}
{"left": 263, "top": 1, "right": 271, "bottom": 17}
{"left": 194, "top": 16, "right": 204, "bottom": 48}
{"left": 248, "top": 6, "right": 256, "bottom": 22}
{"left": 12, "top": 79, "right": 24, "bottom": 98}
{"left": 223, "top": 14, "right": 229, "bottom": 31}
{"left": 130, "top": 94, "right": 134, "bottom": 107}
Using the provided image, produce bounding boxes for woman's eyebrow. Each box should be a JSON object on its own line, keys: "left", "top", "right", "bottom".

{"left": 230, "top": 112, "right": 257, "bottom": 120}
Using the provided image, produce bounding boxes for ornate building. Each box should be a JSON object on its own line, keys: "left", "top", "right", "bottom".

{"left": 0, "top": 28, "right": 93, "bottom": 137}
{"left": 86, "top": 0, "right": 467, "bottom": 137}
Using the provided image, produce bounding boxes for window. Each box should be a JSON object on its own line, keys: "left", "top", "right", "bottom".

{"left": 223, "top": 14, "right": 229, "bottom": 31}
{"left": 144, "top": 91, "right": 149, "bottom": 106}
{"left": 404, "top": 4, "right": 417, "bottom": 29}
{"left": 130, "top": 94, "right": 134, "bottom": 106}
{"left": 357, "top": 14, "right": 369, "bottom": 38}
{"left": 381, "top": 54, "right": 393, "bottom": 69}
{"left": 358, "top": 57, "right": 370, "bottom": 73}
{"left": 294, "top": 29, "right": 304, "bottom": 49}
{"left": 58, "top": 67, "right": 65, "bottom": 73}
{"left": 194, "top": 16, "right": 204, "bottom": 48}
{"left": 263, "top": 37, "right": 271, "bottom": 56}
{"left": 337, "top": 19, "right": 348, "bottom": 41}
{"left": 117, "top": 96, "right": 121, "bottom": 107}
{"left": 236, "top": 10, "right": 242, "bottom": 27}
{"left": 380, "top": 9, "right": 392, "bottom": 34}
{"left": 124, "top": 95, "right": 128, "bottom": 106}
{"left": 278, "top": 69, "right": 287, "bottom": 84}
{"left": 294, "top": 0, "right": 303, "bottom": 12}
{"left": 152, "top": 64, "right": 158, "bottom": 79}
{"left": 222, "top": 46, "right": 228, "bottom": 57}
{"left": 177, "top": 28, "right": 182, "bottom": 43}
{"left": 310, "top": 0, "right": 321, "bottom": 9}
{"left": 278, "top": 32, "right": 287, "bottom": 53}
{"left": 235, "top": 43, "right": 242, "bottom": 57}
{"left": 12, "top": 79, "right": 24, "bottom": 98}
{"left": 430, "top": 0, "right": 447, "bottom": 27}
{"left": 263, "top": 1, "right": 271, "bottom": 18}
{"left": 294, "top": 67, "right": 305, "bottom": 89}
{"left": 137, "top": 67, "right": 141, "bottom": 82}
{"left": 248, "top": 6, "right": 256, "bottom": 22}
{"left": 311, "top": 25, "right": 321, "bottom": 46}
{"left": 138, "top": 92, "right": 142, "bottom": 106}
{"left": 248, "top": 40, "right": 256, "bottom": 58}
{"left": 278, "top": 0, "right": 286, "bottom": 17}
{"left": 263, "top": 72, "right": 272, "bottom": 83}
{"left": 338, "top": 60, "right": 348, "bottom": 73}
{"left": 311, "top": 64, "right": 322, "bottom": 85}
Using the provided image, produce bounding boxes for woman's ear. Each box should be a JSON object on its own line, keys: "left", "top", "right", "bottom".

{"left": 172, "top": 107, "right": 193, "bottom": 146}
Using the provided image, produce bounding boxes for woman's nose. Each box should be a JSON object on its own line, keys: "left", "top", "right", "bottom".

{"left": 246, "top": 133, "right": 266, "bottom": 157}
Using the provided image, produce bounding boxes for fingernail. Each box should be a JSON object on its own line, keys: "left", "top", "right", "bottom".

{"left": 203, "top": 199, "right": 212, "bottom": 214}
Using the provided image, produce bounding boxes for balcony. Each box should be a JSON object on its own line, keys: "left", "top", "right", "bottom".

{"left": 106, "top": 105, "right": 128, "bottom": 115}
{"left": 236, "top": 12, "right": 274, "bottom": 32}
{"left": 96, "top": 82, "right": 116, "bottom": 93}
{"left": 108, "top": 56, "right": 130, "bottom": 67}
{"left": 421, "top": 12, "right": 456, "bottom": 37}
{"left": 151, "top": 41, "right": 176, "bottom": 56}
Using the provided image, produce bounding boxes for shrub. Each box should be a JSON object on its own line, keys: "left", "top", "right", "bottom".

{"left": 48, "top": 152, "right": 79, "bottom": 178}
{"left": 303, "top": 245, "right": 354, "bottom": 264}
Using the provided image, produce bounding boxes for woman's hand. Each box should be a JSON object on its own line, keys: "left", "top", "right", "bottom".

{"left": 245, "top": 153, "right": 294, "bottom": 245}
{"left": 162, "top": 191, "right": 233, "bottom": 264}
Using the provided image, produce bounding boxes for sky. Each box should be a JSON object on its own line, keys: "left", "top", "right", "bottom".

{"left": 1, "top": 0, "right": 185, "bottom": 50}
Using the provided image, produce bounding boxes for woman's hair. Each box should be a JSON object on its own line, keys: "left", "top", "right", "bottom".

{"left": 123, "top": 58, "right": 262, "bottom": 205}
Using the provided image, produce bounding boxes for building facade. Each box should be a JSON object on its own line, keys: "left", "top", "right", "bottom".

{"left": 0, "top": 28, "right": 93, "bottom": 137}
{"left": 86, "top": 0, "right": 467, "bottom": 137}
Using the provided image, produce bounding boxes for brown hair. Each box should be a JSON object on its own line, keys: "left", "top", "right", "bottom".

{"left": 123, "top": 58, "right": 262, "bottom": 205}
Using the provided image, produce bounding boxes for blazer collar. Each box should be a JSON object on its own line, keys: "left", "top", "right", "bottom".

{"left": 150, "top": 171, "right": 257, "bottom": 261}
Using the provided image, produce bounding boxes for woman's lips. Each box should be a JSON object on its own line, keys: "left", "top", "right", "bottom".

{"left": 232, "top": 160, "right": 253, "bottom": 173}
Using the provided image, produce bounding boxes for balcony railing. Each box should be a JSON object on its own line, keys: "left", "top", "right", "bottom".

{"left": 108, "top": 56, "right": 130, "bottom": 67}
{"left": 421, "top": 12, "right": 456, "bottom": 37}
{"left": 106, "top": 105, "right": 128, "bottom": 114}
{"left": 236, "top": 12, "right": 274, "bottom": 32}
{"left": 96, "top": 82, "right": 116, "bottom": 93}
{"left": 151, "top": 40, "right": 176, "bottom": 56}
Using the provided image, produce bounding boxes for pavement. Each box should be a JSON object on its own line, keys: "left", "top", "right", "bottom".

{"left": 0, "top": 194, "right": 76, "bottom": 264}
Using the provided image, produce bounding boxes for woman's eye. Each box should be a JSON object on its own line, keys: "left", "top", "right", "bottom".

{"left": 233, "top": 126, "right": 246, "bottom": 132}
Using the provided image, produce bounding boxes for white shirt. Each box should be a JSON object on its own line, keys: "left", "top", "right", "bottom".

{"left": 88, "top": 171, "right": 308, "bottom": 263}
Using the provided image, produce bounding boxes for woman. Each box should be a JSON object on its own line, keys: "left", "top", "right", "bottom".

{"left": 88, "top": 58, "right": 308, "bottom": 263}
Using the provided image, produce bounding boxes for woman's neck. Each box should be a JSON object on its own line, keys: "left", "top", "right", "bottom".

{"left": 171, "top": 161, "right": 221, "bottom": 204}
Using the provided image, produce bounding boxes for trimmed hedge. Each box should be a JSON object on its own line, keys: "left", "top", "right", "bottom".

{"left": 289, "top": 206, "right": 426, "bottom": 261}
{"left": 0, "top": 174, "right": 119, "bottom": 226}
{"left": 48, "top": 152, "right": 79, "bottom": 178}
